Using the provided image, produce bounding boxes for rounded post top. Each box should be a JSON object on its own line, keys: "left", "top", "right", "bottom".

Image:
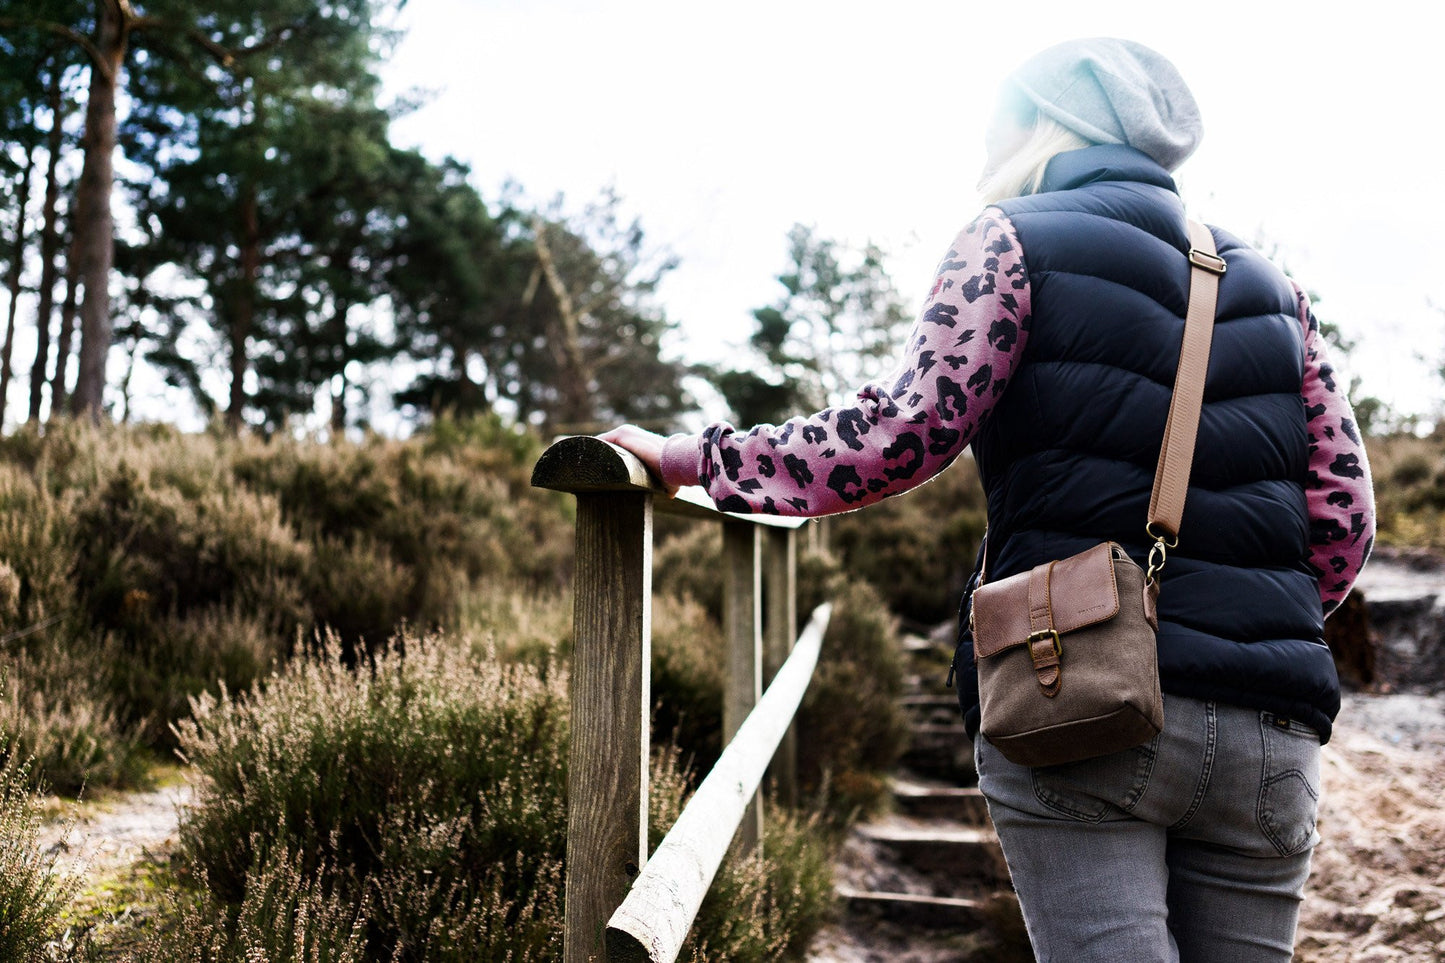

{"left": 532, "top": 435, "right": 657, "bottom": 494}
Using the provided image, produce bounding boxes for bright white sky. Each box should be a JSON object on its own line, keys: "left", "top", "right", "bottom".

{"left": 380, "top": 0, "right": 1445, "bottom": 428}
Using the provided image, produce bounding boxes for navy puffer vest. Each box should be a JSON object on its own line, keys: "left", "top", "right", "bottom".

{"left": 954, "top": 145, "right": 1339, "bottom": 742}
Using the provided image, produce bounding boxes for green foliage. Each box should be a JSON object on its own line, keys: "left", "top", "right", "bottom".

{"left": 171, "top": 628, "right": 832, "bottom": 961}
{"left": 649, "top": 747, "right": 836, "bottom": 963}
{"left": 1368, "top": 431, "right": 1445, "bottom": 549}
{"left": 650, "top": 593, "right": 726, "bottom": 775}
{"left": 830, "top": 457, "right": 987, "bottom": 626}
{"left": 796, "top": 579, "right": 909, "bottom": 820}
{"left": 174, "top": 631, "right": 569, "bottom": 960}
{"left": 139, "top": 847, "right": 371, "bottom": 963}
{"left": 712, "top": 224, "right": 912, "bottom": 423}
{"left": 0, "top": 647, "right": 149, "bottom": 795}
{"left": 651, "top": 524, "right": 908, "bottom": 822}
{"left": 0, "top": 419, "right": 574, "bottom": 789}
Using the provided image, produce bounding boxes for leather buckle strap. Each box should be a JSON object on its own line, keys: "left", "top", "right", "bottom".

{"left": 1026, "top": 563, "right": 1062, "bottom": 697}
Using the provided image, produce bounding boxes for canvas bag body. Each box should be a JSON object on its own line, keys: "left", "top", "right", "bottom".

{"left": 972, "top": 542, "right": 1163, "bottom": 767}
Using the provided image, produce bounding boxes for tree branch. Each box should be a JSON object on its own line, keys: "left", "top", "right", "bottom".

{"left": 0, "top": 18, "right": 113, "bottom": 80}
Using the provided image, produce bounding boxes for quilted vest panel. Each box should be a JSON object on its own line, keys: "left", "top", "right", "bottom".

{"left": 956, "top": 145, "right": 1339, "bottom": 741}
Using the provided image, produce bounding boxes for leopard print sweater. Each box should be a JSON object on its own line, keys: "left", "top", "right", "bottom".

{"left": 659, "top": 211, "right": 1373, "bottom": 614}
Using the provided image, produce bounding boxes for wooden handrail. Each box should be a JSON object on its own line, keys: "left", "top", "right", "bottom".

{"left": 605, "top": 603, "right": 832, "bottom": 962}
{"left": 532, "top": 434, "right": 822, "bottom": 963}
{"left": 531, "top": 435, "right": 809, "bottom": 530}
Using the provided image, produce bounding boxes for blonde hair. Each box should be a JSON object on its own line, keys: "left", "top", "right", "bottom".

{"left": 977, "top": 114, "right": 1094, "bottom": 205}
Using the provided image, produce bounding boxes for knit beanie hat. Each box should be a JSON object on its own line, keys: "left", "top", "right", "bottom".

{"left": 1006, "top": 38, "right": 1203, "bottom": 171}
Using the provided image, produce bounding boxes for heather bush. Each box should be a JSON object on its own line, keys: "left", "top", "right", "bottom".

{"left": 796, "top": 578, "right": 909, "bottom": 819}
{"left": 650, "top": 593, "right": 726, "bottom": 774}
{"left": 652, "top": 523, "right": 725, "bottom": 622}
{"left": 0, "top": 754, "right": 78, "bottom": 958}
{"left": 1369, "top": 431, "right": 1445, "bottom": 549}
{"left": 649, "top": 745, "right": 836, "bottom": 963}
{"left": 454, "top": 581, "right": 573, "bottom": 668}
{"left": 173, "top": 629, "right": 833, "bottom": 960}
{"left": 0, "top": 417, "right": 576, "bottom": 791}
{"left": 174, "top": 631, "right": 570, "bottom": 959}
{"left": 651, "top": 524, "right": 907, "bottom": 819}
{"left": 829, "top": 456, "right": 986, "bottom": 626}
{"left": 0, "top": 649, "right": 148, "bottom": 794}
{"left": 138, "top": 848, "right": 371, "bottom": 963}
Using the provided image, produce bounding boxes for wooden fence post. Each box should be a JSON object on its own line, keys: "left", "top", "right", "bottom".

{"left": 565, "top": 491, "right": 653, "bottom": 963}
{"left": 722, "top": 520, "right": 763, "bottom": 855}
{"left": 764, "top": 527, "right": 799, "bottom": 808}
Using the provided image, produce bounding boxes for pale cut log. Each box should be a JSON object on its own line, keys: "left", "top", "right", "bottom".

{"left": 605, "top": 604, "right": 832, "bottom": 963}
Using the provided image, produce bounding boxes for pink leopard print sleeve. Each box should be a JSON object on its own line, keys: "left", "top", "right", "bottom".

{"left": 1293, "top": 281, "right": 1375, "bottom": 615}
{"left": 659, "top": 211, "right": 1029, "bottom": 516}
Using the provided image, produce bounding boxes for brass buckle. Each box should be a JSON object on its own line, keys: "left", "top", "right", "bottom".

{"left": 1188, "top": 248, "right": 1227, "bottom": 276}
{"left": 1027, "top": 629, "right": 1061, "bottom": 664}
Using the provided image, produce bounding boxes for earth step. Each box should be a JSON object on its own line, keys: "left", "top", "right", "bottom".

{"left": 898, "top": 693, "right": 960, "bottom": 709}
{"left": 892, "top": 779, "right": 989, "bottom": 824}
{"left": 902, "top": 722, "right": 976, "bottom": 782}
{"left": 855, "top": 823, "right": 1009, "bottom": 886}
{"left": 835, "top": 887, "right": 989, "bottom": 930}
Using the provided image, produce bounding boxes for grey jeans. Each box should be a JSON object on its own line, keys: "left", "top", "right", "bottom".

{"left": 975, "top": 694, "right": 1321, "bottom": 963}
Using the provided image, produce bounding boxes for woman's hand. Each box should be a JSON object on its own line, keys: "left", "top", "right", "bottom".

{"left": 597, "top": 425, "right": 679, "bottom": 495}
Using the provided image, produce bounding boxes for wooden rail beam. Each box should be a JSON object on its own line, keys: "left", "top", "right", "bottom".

{"left": 605, "top": 604, "right": 833, "bottom": 963}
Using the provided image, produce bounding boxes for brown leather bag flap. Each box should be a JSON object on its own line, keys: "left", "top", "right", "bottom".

{"left": 973, "top": 542, "right": 1122, "bottom": 660}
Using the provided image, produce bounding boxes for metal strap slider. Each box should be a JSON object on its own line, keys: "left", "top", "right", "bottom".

{"left": 1188, "top": 248, "right": 1227, "bottom": 276}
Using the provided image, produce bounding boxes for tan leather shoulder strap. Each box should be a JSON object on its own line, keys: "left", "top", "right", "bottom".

{"left": 1147, "top": 219, "right": 1224, "bottom": 541}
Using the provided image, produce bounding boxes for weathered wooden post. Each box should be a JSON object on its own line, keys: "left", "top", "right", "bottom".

{"left": 722, "top": 520, "right": 763, "bottom": 855}
{"left": 535, "top": 436, "right": 824, "bottom": 963}
{"left": 533, "top": 439, "right": 654, "bottom": 963}
{"left": 764, "top": 527, "right": 799, "bottom": 807}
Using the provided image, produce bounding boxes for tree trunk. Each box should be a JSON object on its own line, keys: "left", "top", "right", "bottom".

{"left": 29, "top": 66, "right": 66, "bottom": 422}
{"left": 70, "top": 0, "right": 128, "bottom": 422}
{"left": 1, "top": 138, "right": 37, "bottom": 423}
{"left": 51, "top": 230, "right": 81, "bottom": 416}
{"left": 532, "top": 219, "right": 595, "bottom": 430}
{"left": 226, "top": 181, "right": 260, "bottom": 432}
{"left": 328, "top": 298, "right": 351, "bottom": 436}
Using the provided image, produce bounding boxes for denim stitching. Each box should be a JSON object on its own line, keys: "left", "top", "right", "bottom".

{"left": 1030, "top": 741, "right": 1157, "bottom": 822}
{"left": 1256, "top": 714, "right": 1320, "bottom": 856}
{"left": 1170, "top": 700, "right": 1216, "bottom": 831}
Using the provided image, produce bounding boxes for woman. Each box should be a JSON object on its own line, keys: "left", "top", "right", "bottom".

{"left": 603, "top": 38, "right": 1373, "bottom": 962}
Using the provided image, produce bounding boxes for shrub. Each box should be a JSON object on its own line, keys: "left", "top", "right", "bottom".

{"left": 1366, "top": 432, "right": 1445, "bottom": 550}
{"left": 650, "top": 747, "right": 836, "bottom": 963}
{"left": 174, "top": 630, "right": 570, "bottom": 961}
{"left": 653, "top": 523, "right": 725, "bottom": 622}
{"left": 651, "top": 593, "right": 726, "bottom": 775}
{"left": 0, "top": 754, "right": 78, "bottom": 958}
{"left": 796, "top": 578, "right": 909, "bottom": 820}
{"left": 174, "top": 628, "right": 833, "bottom": 960}
{"left": 138, "top": 848, "right": 371, "bottom": 963}
{"left": 652, "top": 525, "right": 907, "bottom": 821}
{"left": 0, "top": 649, "right": 148, "bottom": 795}
{"left": 829, "top": 457, "right": 986, "bottom": 627}
{"left": 0, "top": 419, "right": 577, "bottom": 791}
